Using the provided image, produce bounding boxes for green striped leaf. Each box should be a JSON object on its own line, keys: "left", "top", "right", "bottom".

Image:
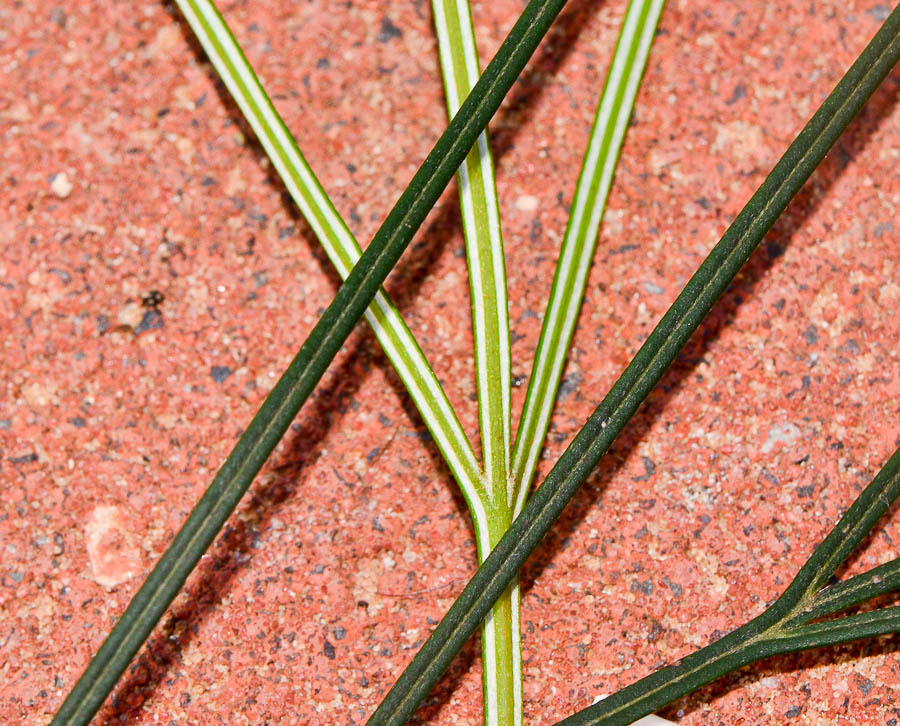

{"left": 432, "top": 1, "right": 518, "bottom": 723}
{"left": 175, "top": 0, "right": 487, "bottom": 514}
{"left": 512, "top": 0, "right": 666, "bottom": 514}
{"left": 50, "top": 1, "right": 570, "bottom": 723}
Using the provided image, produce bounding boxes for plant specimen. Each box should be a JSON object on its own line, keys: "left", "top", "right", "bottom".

{"left": 369, "top": 6, "right": 900, "bottom": 725}
{"left": 2, "top": 1, "right": 900, "bottom": 726}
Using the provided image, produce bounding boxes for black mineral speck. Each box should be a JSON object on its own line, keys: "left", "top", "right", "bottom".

{"left": 663, "top": 576, "right": 682, "bottom": 598}
{"left": 377, "top": 17, "right": 403, "bottom": 42}
{"left": 633, "top": 456, "right": 656, "bottom": 482}
{"left": 134, "top": 309, "right": 163, "bottom": 335}
{"left": 50, "top": 8, "right": 67, "bottom": 27}
{"left": 323, "top": 640, "right": 336, "bottom": 659}
{"left": 210, "top": 365, "right": 233, "bottom": 383}
{"left": 557, "top": 371, "right": 582, "bottom": 401}
{"left": 725, "top": 83, "right": 746, "bottom": 105}
{"left": 868, "top": 4, "right": 891, "bottom": 21}
{"left": 803, "top": 324, "right": 819, "bottom": 345}
{"left": 49, "top": 268, "right": 71, "bottom": 284}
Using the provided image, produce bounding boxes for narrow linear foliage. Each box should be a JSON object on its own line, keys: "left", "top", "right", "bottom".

{"left": 172, "top": 3, "right": 665, "bottom": 725}
{"left": 430, "top": 0, "right": 668, "bottom": 722}
{"left": 431, "top": 0, "right": 518, "bottom": 723}
{"left": 365, "top": 7, "right": 900, "bottom": 726}
{"left": 433, "top": 0, "right": 512, "bottom": 503}
{"left": 511, "top": 0, "right": 666, "bottom": 514}
{"left": 559, "top": 445, "right": 900, "bottom": 725}
{"left": 173, "top": 1, "right": 521, "bottom": 720}
{"left": 173, "top": 0, "right": 486, "bottom": 511}
{"left": 50, "top": 1, "right": 570, "bottom": 723}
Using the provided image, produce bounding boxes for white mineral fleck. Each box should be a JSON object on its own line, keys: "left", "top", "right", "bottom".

{"left": 761, "top": 422, "right": 802, "bottom": 454}
{"left": 515, "top": 194, "right": 539, "bottom": 212}
{"left": 50, "top": 172, "right": 73, "bottom": 198}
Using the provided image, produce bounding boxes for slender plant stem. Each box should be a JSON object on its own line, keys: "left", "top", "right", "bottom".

{"left": 563, "top": 613, "right": 781, "bottom": 726}
{"left": 50, "top": 1, "right": 570, "bottom": 723}
{"left": 432, "top": 0, "right": 511, "bottom": 503}
{"left": 171, "top": 0, "right": 487, "bottom": 510}
{"left": 364, "top": 7, "right": 900, "bottom": 725}
{"left": 779, "top": 487, "right": 900, "bottom": 614}
{"left": 796, "top": 558, "right": 900, "bottom": 623}
{"left": 431, "top": 1, "right": 518, "bottom": 723}
{"left": 511, "top": 0, "right": 666, "bottom": 516}
{"left": 768, "top": 606, "right": 900, "bottom": 651}
{"left": 776, "top": 442, "right": 900, "bottom": 622}
{"left": 557, "top": 446, "right": 900, "bottom": 726}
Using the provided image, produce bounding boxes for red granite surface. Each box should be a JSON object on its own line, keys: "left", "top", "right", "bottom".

{"left": 3, "top": 1, "right": 900, "bottom": 724}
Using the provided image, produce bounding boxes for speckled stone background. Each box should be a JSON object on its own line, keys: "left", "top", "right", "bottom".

{"left": 3, "top": 0, "right": 900, "bottom": 724}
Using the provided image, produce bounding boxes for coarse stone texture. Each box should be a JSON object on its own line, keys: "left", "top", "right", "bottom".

{"left": 2, "top": 1, "right": 900, "bottom": 725}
